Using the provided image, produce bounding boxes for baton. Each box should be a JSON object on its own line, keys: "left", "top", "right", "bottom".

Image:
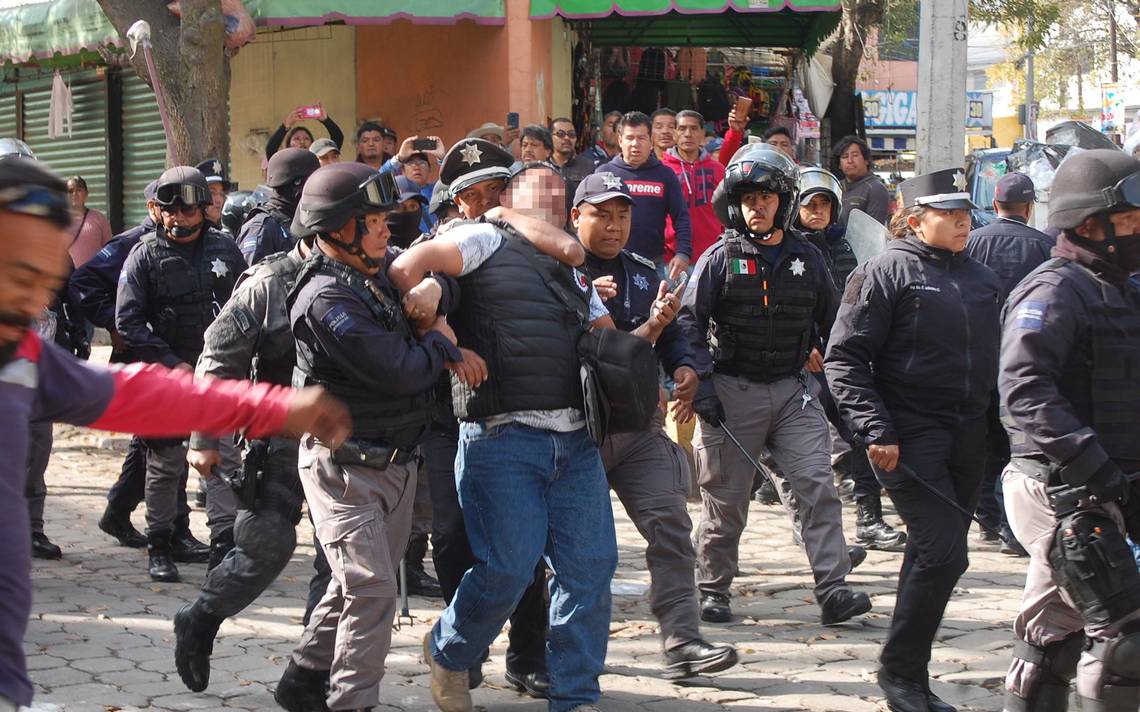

{"left": 889, "top": 462, "right": 1008, "bottom": 543}
{"left": 717, "top": 420, "right": 783, "bottom": 500}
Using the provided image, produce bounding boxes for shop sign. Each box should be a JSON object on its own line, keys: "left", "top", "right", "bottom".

{"left": 859, "top": 89, "right": 993, "bottom": 131}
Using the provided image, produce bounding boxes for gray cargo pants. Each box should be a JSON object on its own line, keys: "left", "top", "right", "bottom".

{"left": 291, "top": 435, "right": 416, "bottom": 711}
{"left": 694, "top": 373, "right": 850, "bottom": 602}
{"left": 601, "top": 412, "right": 700, "bottom": 651}
{"left": 203, "top": 439, "right": 240, "bottom": 539}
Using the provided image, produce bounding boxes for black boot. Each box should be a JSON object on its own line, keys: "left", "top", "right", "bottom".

{"left": 31, "top": 532, "right": 62, "bottom": 560}
{"left": 877, "top": 669, "right": 932, "bottom": 712}
{"left": 207, "top": 528, "right": 235, "bottom": 572}
{"left": 98, "top": 504, "right": 147, "bottom": 548}
{"left": 754, "top": 479, "right": 780, "bottom": 505}
{"left": 147, "top": 530, "right": 180, "bottom": 583}
{"left": 699, "top": 592, "right": 732, "bottom": 623}
{"left": 402, "top": 533, "right": 442, "bottom": 598}
{"left": 855, "top": 493, "right": 907, "bottom": 552}
{"left": 820, "top": 588, "right": 872, "bottom": 625}
{"left": 172, "top": 525, "right": 211, "bottom": 563}
{"left": 664, "top": 639, "right": 739, "bottom": 679}
{"left": 275, "top": 660, "right": 331, "bottom": 712}
{"left": 174, "top": 602, "right": 224, "bottom": 691}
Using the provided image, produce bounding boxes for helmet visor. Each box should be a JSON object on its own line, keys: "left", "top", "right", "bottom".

{"left": 155, "top": 182, "right": 209, "bottom": 207}
{"left": 359, "top": 171, "right": 399, "bottom": 211}
{"left": 1112, "top": 171, "right": 1140, "bottom": 209}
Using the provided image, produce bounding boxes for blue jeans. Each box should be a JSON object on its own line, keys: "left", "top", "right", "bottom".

{"left": 429, "top": 423, "right": 618, "bottom": 711}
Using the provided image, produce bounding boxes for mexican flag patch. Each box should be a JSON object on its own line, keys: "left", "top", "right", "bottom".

{"left": 729, "top": 258, "right": 757, "bottom": 276}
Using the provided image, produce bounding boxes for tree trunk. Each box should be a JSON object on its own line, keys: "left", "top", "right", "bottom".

{"left": 96, "top": 0, "right": 230, "bottom": 167}
{"left": 824, "top": 0, "right": 885, "bottom": 167}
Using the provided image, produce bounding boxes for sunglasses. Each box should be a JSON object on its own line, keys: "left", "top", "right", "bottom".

{"left": 0, "top": 185, "right": 72, "bottom": 227}
{"left": 553, "top": 130, "right": 577, "bottom": 139}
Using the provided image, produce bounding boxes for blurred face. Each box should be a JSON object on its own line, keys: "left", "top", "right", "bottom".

{"left": 502, "top": 169, "right": 566, "bottom": 227}
{"left": 551, "top": 121, "right": 577, "bottom": 158}
{"left": 520, "top": 135, "right": 552, "bottom": 163}
{"left": 766, "top": 133, "right": 795, "bottom": 159}
{"left": 206, "top": 183, "right": 226, "bottom": 224}
{"left": 573, "top": 199, "right": 632, "bottom": 260}
{"left": 357, "top": 130, "right": 383, "bottom": 160}
{"left": 152, "top": 200, "right": 205, "bottom": 243}
{"left": 455, "top": 178, "right": 505, "bottom": 219}
{"left": 651, "top": 114, "right": 676, "bottom": 152}
{"left": 839, "top": 144, "right": 869, "bottom": 180}
{"left": 740, "top": 190, "right": 780, "bottom": 236}
{"left": 602, "top": 115, "right": 621, "bottom": 148}
{"left": 620, "top": 123, "right": 652, "bottom": 168}
{"left": 289, "top": 131, "right": 313, "bottom": 150}
{"left": 0, "top": 211, "right": 70, "bottom": 356}
{"left": 676, "top": 116, "right": 703, "bottom": 156}
{"left": 66, "top": 180, "right": 88, "bottom": 212}
{"left": 318, "top": 149, "right": 341, "bottom": 166}
{"left": 403, "top": 156, "right": 430, "bottom": 186}
{"left": 909, "top": 207, "right": 971, "bottom": 253}
{"left": 798, "top": 193, "right": 833, "bottom": 231}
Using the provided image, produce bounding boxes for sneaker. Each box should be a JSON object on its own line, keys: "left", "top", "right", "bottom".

{"left": 422, "top": 632, "right": 472, "bottom": 712}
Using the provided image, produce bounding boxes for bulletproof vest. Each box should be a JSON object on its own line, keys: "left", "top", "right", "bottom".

{"left": 247, "top": 203, "right": 291, "bottom": 226}
{"left": 806, "top": 230, "right": 858, "bottom": 289}
{"left": 710, "top": 232, "right": 818, "bottom": 382}
{"left": 452, "top": 226, "right": 589, "bottom": 420}
{"left": 1051, "top": 258, "right": 1140, "bottom": 468}
{"left": 249, "top": 251, "right": 301, "bottom": 388}
{"left": 140, "top": 229, "right": 241, "bottom": 363}
{"left": 291, "top": 253, "right": 432, "bottom": 446}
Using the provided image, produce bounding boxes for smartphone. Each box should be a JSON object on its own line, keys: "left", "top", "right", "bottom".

{"left": 506, "top": 112, "right": 520, "bottom": 129}
{"left": 299, "top": 105, "right": 322, "bottom": 119}
{"left": 412, "top": 137, "right": 436, "bottom": 151}
{"left": 668, "top": 271, "right": 689, "bottom": 297}
{"left": 734, "top": 95, "right": 753, "bottom": 118}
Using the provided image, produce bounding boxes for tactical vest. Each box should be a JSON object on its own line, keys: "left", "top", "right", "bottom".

{"left": 710, "top": 232, "right": 818, "bottom": 383}
{"left": 1052, "top": 258, "right": 1140, "bottom": 468}
{"left": 452, "top": 227, "right": 589, "bottom": 420}
{"left": 291, "top": 253, "right": 432, "bottom": 446}
{"left": 249, "top": 251, "right": 301, "bottom": 388}
{"left": 141, "top": 229, "right": 241, "bottom": 363}
{"left": 806, "top": 230, "right": 858, "bottom": 288}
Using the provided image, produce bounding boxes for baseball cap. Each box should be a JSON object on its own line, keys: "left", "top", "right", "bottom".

{"left": 310, "top": 138, "right": 339, "bottom": 158}
{"left": 994, "top": 172, "right": 1036, "bottom": 203}
{"left": 573, "top": 171, "right": 633, "bottom": 207}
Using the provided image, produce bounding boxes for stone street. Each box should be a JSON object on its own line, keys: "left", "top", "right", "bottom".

{"left": 27, "top": 420, "right": 1026, "bottom": 712}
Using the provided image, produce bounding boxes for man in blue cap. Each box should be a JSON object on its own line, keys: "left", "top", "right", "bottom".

{"left": 966, "top": 171, "right": 1054, "bottom": 557}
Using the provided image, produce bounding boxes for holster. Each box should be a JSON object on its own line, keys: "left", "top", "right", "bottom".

{"left": 221, "top": 439, "right": 267, "bottom": 510}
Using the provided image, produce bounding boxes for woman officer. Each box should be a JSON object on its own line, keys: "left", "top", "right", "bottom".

{"left": 824, "top": 169, "right": 1002, "bottom": 712}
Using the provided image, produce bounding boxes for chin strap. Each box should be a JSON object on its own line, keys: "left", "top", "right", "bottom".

{"left": 321, "top": 215, "right": 383, "bottom": 270}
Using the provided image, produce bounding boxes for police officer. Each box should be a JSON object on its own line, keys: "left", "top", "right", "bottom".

{"left": 575, "top": 171, "right": 738, "bottom": 679}
{"left": 428, "top": 180, "right": 459, "bottom": 227}
{"left": 999, "top": 149, "right": 1140, "bottom": 712}
{"left": 678, "top": 145, "right": 870, "bottom": 627}
{"left": 196, "top": 158, "right": 229, "bottom": 228}
{"left": 965, "top": 171, "right": 1052, "bottom": 556}
{"left": 275, "top": 163, "right": 461, "bottom": 712}
{"left": 826, "top": 168, "right": 1001, "bottom": 712}
{"left": 116, "top": 166, "right": 248, "bottom": 582}
{"left": 239, "top": 147, "right": 320, "bottom": 266}
{"left": 220, "top": 188, "right": 269, "bottom": 239}
{"left": 794, "top": 166, "right": 906, "bottom": 552}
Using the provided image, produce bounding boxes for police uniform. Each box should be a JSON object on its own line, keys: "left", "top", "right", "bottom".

{"left": 825, "top": 168, "right": 1001, "bottom": 711}
{"left": 281, "top": 164, "right": 458, "bottom": 711}
{"left": 964, "top": 172, "right": 1053, "bottom": 548}
{"left": 238, "top": 148, "right": 319, "bottom": 266}
{"left": 115, "top": 166, "right": 247, "bottom": 581}
{"left": 999, "top": 150, "right": 1140, "bottom": 712}
{"left": 679, "top": 146, "right": 866, "bottom": 625}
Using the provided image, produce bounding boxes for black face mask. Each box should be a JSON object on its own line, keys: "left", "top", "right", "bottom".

{"left": 386, "top": 209, "right": 423, "bottom": 249}
{"left": 1114, "top": 233, "right": 1140, "bottom": 274}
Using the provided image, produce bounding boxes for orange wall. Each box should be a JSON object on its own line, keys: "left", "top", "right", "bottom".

{"left": 354, "top": 9, "right": 556, "bottom": 158}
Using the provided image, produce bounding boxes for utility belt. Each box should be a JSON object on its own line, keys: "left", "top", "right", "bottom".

{"left": 1011, "top": 456, "right": 1060, "bottom": 485}
{"left": 331, "top": 438, "right": 417, "bottom": 469}
{"left": 713, "top": 361, "right": 800, "bottom": 384}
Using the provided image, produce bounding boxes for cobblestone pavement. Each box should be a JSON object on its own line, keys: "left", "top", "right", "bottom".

{"left": 27, "top": 421, "right": 1027, "bottom": 712}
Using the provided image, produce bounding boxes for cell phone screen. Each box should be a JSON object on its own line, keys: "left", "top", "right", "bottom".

{"left": 507, "top": 112, "right": 520, "bottom": 129}
{"left": 412, "top": 138, "right": 436, "bottom": 151}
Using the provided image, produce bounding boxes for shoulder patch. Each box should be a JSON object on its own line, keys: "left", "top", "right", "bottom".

{"left": 1012, "top": 300, "right": 1047, "bottom": 331}
{"left": 623, "top": 249, "right": 658, "bottom": 271}
{"left": 841, "top": 271, "right": 867, "bottom": 305}
{"left": 321, "top": 304, "right": 356, "bottom": 338}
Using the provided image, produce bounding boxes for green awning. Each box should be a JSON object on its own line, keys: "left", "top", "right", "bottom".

{"left": 531, "top": 0, "right": 841, "bottom": 51}
{"left": 250, "top": 0, "right": 505, "bottom": 26}
{"left": 0, "top": 0, "right": 122, "bottom": 64}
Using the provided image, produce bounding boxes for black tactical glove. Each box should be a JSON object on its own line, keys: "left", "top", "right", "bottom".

{"left": 1086, "top": 461, "right": 1127, "bottom": 504}
{"left": 693, "top": 394, "right": 726, "bottom": 426}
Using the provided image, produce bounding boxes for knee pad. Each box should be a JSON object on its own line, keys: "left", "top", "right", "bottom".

{"left": 1005, "top": 633, "right": 1084, "bottom": 712}
{"left": 1093, "top": 628, "right": 1140, "bottom": 682}
{"left": 1049, "top": 510, "right": 1140, "bottom": 629}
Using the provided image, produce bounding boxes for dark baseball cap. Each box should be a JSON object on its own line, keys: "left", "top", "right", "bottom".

{"left": 394, "top": 175, "right": 427, "bottom": 204}
{"left": 573, "top": 171, "right": 633, "bottom": 207}
{"left": 994, "top": 172, "right": 1036, "bottom": 203}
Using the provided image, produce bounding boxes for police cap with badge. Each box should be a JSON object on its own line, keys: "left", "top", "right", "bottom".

{"left": 573, "top": 171, "right": 634, "bottom": 208}
{"left": 897, "top": 168, "right": 978, "bottom": 211}
{"left": 440, "top": 138, "right": 514, "bottom": 198}
{"left": 196, "top": 158, "right": 229, "bottom": 191}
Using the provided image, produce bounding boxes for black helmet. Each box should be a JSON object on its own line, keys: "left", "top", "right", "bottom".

{"left": 795, "top": 166, "right": 843, "bottom": 227}
{"left": 712, "top": 144, "right": 799, "bottom": 237}
{"left": 154, "top": 166, "right": 210, "bottom": 207}
{"left": 1050, "top": 149, "right": 1140, "bottom": 230}
{"left": 0, "top": 155, "right": 70, "bottom": 227}
{"left": 266, "top": 147, "right": 321, "bottom": 189}
{"left": 219, "top": 188, "right": 269, "bottom": 237}
{"left": 292, "top": 163, "right": 399, "bottom": 238}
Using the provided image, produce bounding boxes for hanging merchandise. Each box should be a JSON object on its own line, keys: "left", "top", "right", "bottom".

{"left": 676, "top": 47, "right": 708, "bottom": 84}
{"left": 698, "top": 73, "right": 731, "bottom": 121}
{"left": 48, "top": 70, "right": 73, "bottom": 139}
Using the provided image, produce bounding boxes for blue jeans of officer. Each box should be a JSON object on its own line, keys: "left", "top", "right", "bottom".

{"left": 428, "top": 423, "right": 618, "bottom": 712}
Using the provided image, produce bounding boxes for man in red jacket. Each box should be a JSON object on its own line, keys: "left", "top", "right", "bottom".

{"left": 663, "top": 110, "right": 725, "bottom": 265}
{"left": 0, "top": 156, "right": 349, "bottom": 711}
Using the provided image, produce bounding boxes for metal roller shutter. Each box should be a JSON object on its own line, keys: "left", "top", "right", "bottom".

{"left": 120, "top": 73, "right": 167, "bottom": 228}
{"left": 20, "top": 70, "right": 110, "bottom": 213}
{"left": 0, "top": 88, "right": 16, "bottom": 138}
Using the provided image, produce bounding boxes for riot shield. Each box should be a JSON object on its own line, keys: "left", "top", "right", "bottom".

{"left": 845, "top": 208, "right": 890, "bottom": 264}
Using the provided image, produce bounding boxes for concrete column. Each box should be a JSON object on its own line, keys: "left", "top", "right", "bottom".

{"left": 916, "top": 0, "right": 968, "bottom": 173}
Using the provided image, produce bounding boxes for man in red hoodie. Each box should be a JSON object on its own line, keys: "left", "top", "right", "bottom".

{"left": 663, "top": 110, "right": 725, "bottom": 265}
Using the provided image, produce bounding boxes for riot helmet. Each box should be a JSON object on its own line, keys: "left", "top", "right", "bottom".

{"left": 292, "top": 163, "right": 399, "bottom": 269}
{"left": 1050, "top": 150, "right": 1140, "bottom": 230}
{"left": 796, "top": 166, "right": 843, "bottom": 227}
{"left": 265, "top": 148, "right": 321, "bottom": 207}
{"left": 0, "top": 138, "right": 35, "bottom": 160}
{"left": 153, "top": 166, "right": 211, "bottom": 208}
{"left": 712, "top": 144, "right": 800, "bottom": 239}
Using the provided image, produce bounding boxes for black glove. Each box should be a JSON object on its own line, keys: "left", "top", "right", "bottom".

{"left": 1086, "top": 461, "right": 1127, "bottom": 504}
{"left": 74, "top": 339, "right": 91, "bottom": 361}
{"left": 693, "top": 394, "right": 725, "bottom": 426}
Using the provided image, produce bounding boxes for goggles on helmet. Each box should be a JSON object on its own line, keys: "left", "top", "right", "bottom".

{"left": 1054, "top": 171, "right": 1140, "bottom": 217}
{"left": 0, "top": 184, "right": 71, "bottom": 227}
{"left": 155, "top": 182, "right": 209, "bottom": 207}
